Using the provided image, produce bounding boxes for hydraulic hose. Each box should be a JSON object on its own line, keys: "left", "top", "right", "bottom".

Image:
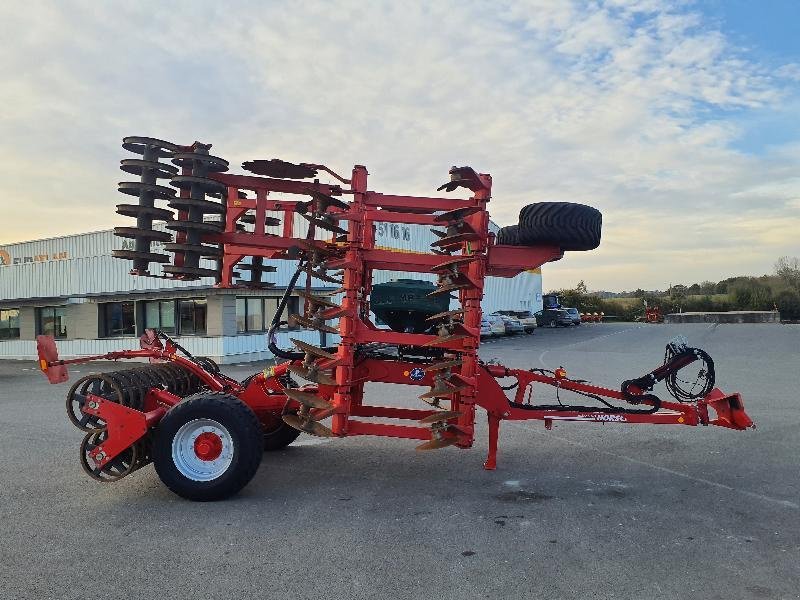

{"left": 663, "top": 347, "right": 715, "bottom": 402}
{"left": 267, "top": 261, "right": 307, "bottom": 360}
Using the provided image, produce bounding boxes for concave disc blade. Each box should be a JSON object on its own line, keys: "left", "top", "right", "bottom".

{"left": 286, "top": 364, "right": 337, "bottom": 386}
{"left": 283, "top": 388, "right": 334, "bottom": 410}
{"left": 428, "top": 283, "right": 471, "bottom": 297}
{"left": 282, "top": 414, "right": 335, "bottom": 437}
{"left": 426, "top": 309, "right": 465, "bottom": 322}
{"left": 297, "top": 290, "right": 340, "bottom": 308}
{"left": 290, "top": 338, "right": 337, "bottom": 360}
{"left": 419, "top": 410, "right": 462, "bottom": 424}
{"left": 433, "top": 206, "right": 482, "bottom": 223}
{"left": 292, "top": 315, "right": 340, "bottom": 334}
{"left": 419, "top": 384, "right": 470, "bottom": 399}
{"left": 415, "top": 436, "right": 459, "bottom": 451}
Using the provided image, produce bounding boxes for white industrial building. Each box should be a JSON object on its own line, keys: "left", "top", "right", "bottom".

{"left": 0, "top": 218, "right": 543, "bottom": 362}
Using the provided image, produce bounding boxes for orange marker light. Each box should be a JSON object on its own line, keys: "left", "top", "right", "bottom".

{"left": 39, "top": 359, "right": 48, "bottom": 372}
{"left": 554, "top": 367, "right": 567, "bottom": 379}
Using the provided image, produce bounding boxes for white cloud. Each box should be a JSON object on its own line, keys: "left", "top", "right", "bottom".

{"left": 776, "top": 63, "right": 800, "bottom": 81}
{"left": 0, "top": 0, "right": 798, "bottom": 291}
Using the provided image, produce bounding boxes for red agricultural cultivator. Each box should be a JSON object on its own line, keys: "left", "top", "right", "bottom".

{"left": 38, "top": 137, "right": 753, "bottom": 501}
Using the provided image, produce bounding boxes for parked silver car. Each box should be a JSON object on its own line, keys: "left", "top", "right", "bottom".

{"left": 498, "top": 310, "right": 537, "bottom": 333}
{"left": 564, "top": 307, "right": 582, "bottom": 325}
{"left": 493, "top": 313, "right": 524, "bottom": 334}
{"left": 480, "top": 317, "right": 493, "bottom": 337}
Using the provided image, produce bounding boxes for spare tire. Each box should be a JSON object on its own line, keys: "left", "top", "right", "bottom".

{"left": 518, "top": 202, "right": 602, "bottom": 251}
{"left": 495, "top": 225, "right": 521, "bottom": 245}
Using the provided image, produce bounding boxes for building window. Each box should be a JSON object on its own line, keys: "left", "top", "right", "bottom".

{"left": 236, "top": 297, "right": 267, "bottom": 333}
{"left": 100, "top": 302, "right": 135, "bottom": 337}
{"left": 37, "top": 306, "right": 68, "bottom": 338}
{"left": 178, "top": 299, "right": 207, "bottom": 335}
{"left": 0, "top": 309, "right": 20, "bottom": 340}
{"left": 236, "top": 298, "right": 247, "bottom": 332}
{"left": 144, "top": 300, "right": 176, "bottom": 333}
{"left": 143, "top": 299, "right": 205, "bottom": 335}
{"left": 236, "top": 298, "right": 281, "bottom": 333}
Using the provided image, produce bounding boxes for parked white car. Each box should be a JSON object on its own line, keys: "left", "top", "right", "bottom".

{"left": 484, "top": 314, "right": 507, "bottom": 336}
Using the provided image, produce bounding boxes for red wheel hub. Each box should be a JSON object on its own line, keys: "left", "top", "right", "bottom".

{"left": 193, "top": 432, "right": 223, "bottom": 461}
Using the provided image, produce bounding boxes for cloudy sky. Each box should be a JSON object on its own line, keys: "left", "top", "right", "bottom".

{"left": 1, "top": 0, "right": 798, "bottom": 291}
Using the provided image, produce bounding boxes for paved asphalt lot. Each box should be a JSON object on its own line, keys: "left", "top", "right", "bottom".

{"left": 1, "top": 323, "right": 798, "bottom": 599}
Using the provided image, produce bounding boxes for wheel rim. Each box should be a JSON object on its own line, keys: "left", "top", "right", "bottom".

{"left": 171, "top": 418, "right": 234, "bottom": 482}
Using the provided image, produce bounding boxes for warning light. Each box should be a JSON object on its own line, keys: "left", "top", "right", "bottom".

{"left": 39, "top": 359, "right": 48, "bottom": 372}
{"left": 554, "top": 367, "right": 567, "bottom": 379}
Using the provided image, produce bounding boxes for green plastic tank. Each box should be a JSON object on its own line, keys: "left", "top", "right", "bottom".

{"left": 371, "top": 279, "right": 450, "bottom": 333}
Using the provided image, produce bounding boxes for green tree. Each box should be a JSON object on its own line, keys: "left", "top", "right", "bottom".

{"left": 550, "top": 282, "right": 606, "bottom": 315}
{"left": 669, "top": 284, "right": 687, "bottom": 311}
{"left": 641, "top": 292, "right": 661, "bottom": 308}
{"left": 774, "top": 289, "right": 800, "bottom": 320}
{"left": 700, "top": 280, "right": 717, "bottom": 295}
{"left": 775, "top": 256, "right": 800, "bottom": 291}
{"left": 731, "top": 279, "right": 773, "bottom": 310}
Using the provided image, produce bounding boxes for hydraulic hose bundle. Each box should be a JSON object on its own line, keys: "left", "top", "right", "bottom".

{"left": 663, "top": 343, "right": 715, "bottom": 403}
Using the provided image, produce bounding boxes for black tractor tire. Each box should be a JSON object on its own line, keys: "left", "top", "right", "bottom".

{"left": 495, "top": 225, "right": 521, "bottom": 245}
{"left": 153, "top": 392, "right": 263, "bottom": 501}
{"left": 518, "top": 202, "right": 602, "bottom": 251}
{"left": 263, "top": 415, "right": 302, "bottom": 451}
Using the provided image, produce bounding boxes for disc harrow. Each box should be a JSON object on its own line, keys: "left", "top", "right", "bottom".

{"left": 112, "top": 136, "right": 179, "bottom": 274}
{"left": 164, "top": 144, "right": 229, "bottom": 281}
{"left": 39, "top": 137, "right": 754, "bottom": 502}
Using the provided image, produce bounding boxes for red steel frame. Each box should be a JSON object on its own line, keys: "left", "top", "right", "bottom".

{"left": 39, "top": 162, "right": 753, "bottom": 472}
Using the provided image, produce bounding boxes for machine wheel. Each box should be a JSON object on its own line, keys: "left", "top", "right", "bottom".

{"left": 153, "top": 392, "right": 263, "bottom": 501}
{"left": 263, "top": 414, "right": 302, "bottom": 451}
{"left": 549, "top": 319, "right": 557, "bottom": 328}
{"left": 495, "top": 225, "right": 520, "bottom": 245}
{"left": 518, "top": 202, "right": 602, "bottom": 251}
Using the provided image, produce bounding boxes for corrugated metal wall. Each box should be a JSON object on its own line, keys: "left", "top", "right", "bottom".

{"left": 0, "top": 213, "right": 542, "bottom": 360}
{"left": 0, "top": 228, "right": 213, "bottom": 300}
{"left": 1, "top": 218, "right": 542, "bottom": 310}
